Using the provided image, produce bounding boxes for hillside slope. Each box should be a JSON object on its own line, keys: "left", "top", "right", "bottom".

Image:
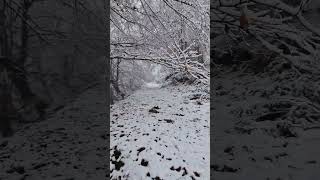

{"left": 211, "top": 66, "right": 320, "bottom": 180}
{"left": 0, "top": 82, "right": 108, "bottom": 180}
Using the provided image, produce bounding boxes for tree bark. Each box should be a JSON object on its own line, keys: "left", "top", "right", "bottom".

{"left": 13, "top": 0, "right": 47, "bottom": 121}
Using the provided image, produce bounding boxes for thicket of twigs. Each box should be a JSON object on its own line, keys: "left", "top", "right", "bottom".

{"left": 110, "top": 0, "right": 210, "bottom": 95}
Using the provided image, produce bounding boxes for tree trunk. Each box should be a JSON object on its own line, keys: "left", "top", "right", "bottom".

{"left": 0, "top": 66, "right": 14, "bottom": 137}
{"left": 13, "top": 0, "right": 34, "bottom": 100}
{"left": 13, "top": 0, "right": 47, "bottom": 121}
{"left": 0, "top": 0, "right": 13, "bottom": 137}
{"left": 0, "top": 0, "right": 8, "bottom": 57}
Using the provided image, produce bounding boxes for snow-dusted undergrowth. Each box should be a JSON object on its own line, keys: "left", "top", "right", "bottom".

{"left": 211, "top": 64, "right": 320, "bottom": 180}
{"left": 110, "top": 83, "right": 210, "bottom": 180}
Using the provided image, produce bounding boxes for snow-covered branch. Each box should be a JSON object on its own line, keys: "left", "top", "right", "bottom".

{"left": 212, "top": 0, "right": 320, "bottom": 70}
{"left": 111, "top": 0, "right": 210, "bottom": 84}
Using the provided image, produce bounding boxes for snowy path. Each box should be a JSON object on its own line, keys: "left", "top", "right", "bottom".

{"left": 211, "top": 71, "right": 320, "bottom": 180}
{"left": 110, "top": 84, "right": 210, "bottom": 180}
{"left": 0, "top": 83, "right": 107, "bottom": 180}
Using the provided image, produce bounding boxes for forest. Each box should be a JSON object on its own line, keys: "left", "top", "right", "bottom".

{"left": 0, "top": 0, "right": 105, "bottom": 136}
{"left": 110, "top": 0, "right": 210, "bottom": 179}
{"left": 1, "top": 0, "right": 108, "bottom": 179}
{"left": 110, "top": 0, "right": 210, "bottom": 102}
{"left": 1, "top": 0, "right": 320, "bottom": 179}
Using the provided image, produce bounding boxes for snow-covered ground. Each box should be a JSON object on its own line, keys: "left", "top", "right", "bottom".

{"left": 0, "top": 82, "right": 107, "bottom": 180}
{"left": 0, "top": 78, "right": 209, "bottom": 180}
{"left": 110, "top": 83, "right": 210, "bottom": 180}
{"left": 211, "top": 69, "right": 320, "bottom": 180}
{"left": 142, "top": 82, "right": 161, "bottom": 89}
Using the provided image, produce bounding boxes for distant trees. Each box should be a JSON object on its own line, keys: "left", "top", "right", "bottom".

{"left": 1, "top": 0, "right": 48, "bottom": 127}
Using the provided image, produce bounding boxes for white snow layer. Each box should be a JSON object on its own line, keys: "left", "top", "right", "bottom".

{"left": 143, "top": 82, "right": 161, "bottom": 88}
{"left": 110, "top": 84, "right": 210, "bottom": 180}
